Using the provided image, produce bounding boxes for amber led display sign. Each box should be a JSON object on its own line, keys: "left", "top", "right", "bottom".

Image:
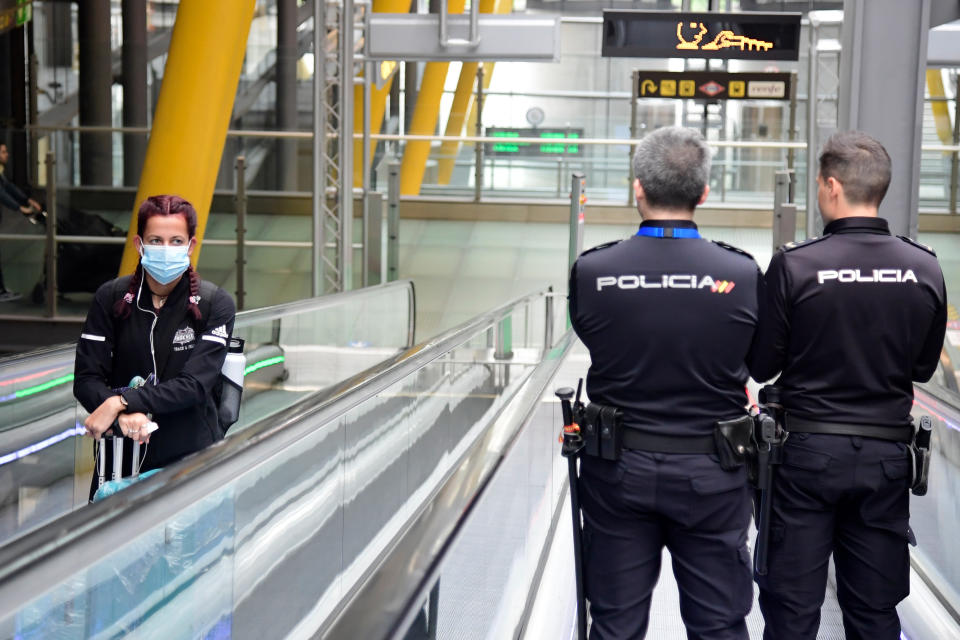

{"left": 603, "top": 11, "right": 801, "bottom": 61}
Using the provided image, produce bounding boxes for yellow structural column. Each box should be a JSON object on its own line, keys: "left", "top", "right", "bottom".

{"left": 436, "top": 0, "right": 500, "bottom": 185}
{"left": 353, "top": 0, "right": 414, "bottom": 187}
{"left": 399, "top": 0, "right": 467, "bottom": 195}
{"left": 926, "top": 69, "right": 953, "bottom": 146}
{"left": 435, "top": 62, "right": 478, "bottom": 185}
{"left": 119, "top": 0, "right": 256, "bottom": 275}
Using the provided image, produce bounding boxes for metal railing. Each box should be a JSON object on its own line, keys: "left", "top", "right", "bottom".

{"left": 5, "top": 124, "right": 960, "bottom": 319}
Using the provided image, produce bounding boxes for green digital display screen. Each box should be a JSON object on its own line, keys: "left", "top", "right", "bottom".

{"left": 603, "top": 10, "right": 801, "bottom": 61}
{"left": 487, "top": 128, "right": 584, "bottom": 157}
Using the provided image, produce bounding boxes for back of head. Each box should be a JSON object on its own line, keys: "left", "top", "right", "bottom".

{"left": 818, "top": 131, "right": 891, "bottom": 207}
{"left": 632, "top": 126, "right": 711, "bottom": 211}
{"left": 136, "top": 194, "right": 198, "bottom": 238}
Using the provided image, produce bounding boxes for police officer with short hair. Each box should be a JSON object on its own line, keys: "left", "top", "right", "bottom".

{"left": 569, "top": 126, "right": 761, "bottom": 639}
{"left": 749, "top": 131, "right": 947, "bottom": 639}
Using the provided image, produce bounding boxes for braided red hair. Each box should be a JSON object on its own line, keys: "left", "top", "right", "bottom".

{"left": 186, "top": 265, "right": 202, "bottom": 321}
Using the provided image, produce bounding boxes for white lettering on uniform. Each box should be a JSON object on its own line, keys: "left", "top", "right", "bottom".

{"left": 877, "top": 269, "right": 898, "bottom": 282}
{"left": 592, "top": 274, "right": 734, "bottom": 292}
{"left": 817, "top": 268, "right": 920, "bottom": 285}
{"left": 597, "top": 277, "right": 617, "bottom": 291}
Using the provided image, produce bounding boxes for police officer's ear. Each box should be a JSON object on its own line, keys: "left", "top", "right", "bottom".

{"left": 820, "top": 174, "right": 843, "bottom": 200}
{"left": 697, "top": 185, "right": 710, "bottom": 206}
{"left": 633, "top": 179, "right": 644, "bottom": 204}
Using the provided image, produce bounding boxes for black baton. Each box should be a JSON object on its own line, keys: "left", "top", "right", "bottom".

{"left": 754, "top": 386, "right": 785, "bottom": 577}
{"left": 753, "top": 412, "right": 777, "bottom": 576}
{"left": 556, "top": 383, "right": 587, "bottom": 640}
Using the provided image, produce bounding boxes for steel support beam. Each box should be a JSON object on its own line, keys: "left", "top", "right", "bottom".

{"left": 839, "top": 0, "right": 931, "bottom": 238}
{"left": 277, "top": 0, "right": 299, "bottom": 191}
{"left": 78, "top": 0, "right": 113, "bottom": 186}
{"left": 339, "top": 0, "right": 355, "bottom": 290}
{"left": 122, "top": 0, "right": 148, "bottom": 186}
{"left": 312, "top": 0, "right": 325, "bottom": 297}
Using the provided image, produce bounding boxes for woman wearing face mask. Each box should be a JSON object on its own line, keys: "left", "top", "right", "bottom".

{"left": 74, "top": 195, "right": 236, "bottom": 490}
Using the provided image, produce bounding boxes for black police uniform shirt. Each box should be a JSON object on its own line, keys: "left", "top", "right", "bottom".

{"left": 569, "top": 219, "right": 762, "bottom": 438}
{"left": 748, "top": 216, "right": 947, "bottom": 427}
{"left": 74, "top": 273, "right": 236, "bottom": 469}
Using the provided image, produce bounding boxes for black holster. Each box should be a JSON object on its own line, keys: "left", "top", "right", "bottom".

{"left": 713, "top": 415, "right": 756, "bottom": 474}
{"left": 578, "top": 402, "right": 623, "bottom": 461}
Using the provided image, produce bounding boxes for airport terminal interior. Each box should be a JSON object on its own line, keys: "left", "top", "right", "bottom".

{"left": 1, "top": 0, "right": 960, "bottom": 638}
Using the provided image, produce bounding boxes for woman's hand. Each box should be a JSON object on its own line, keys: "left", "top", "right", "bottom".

{"left": 118, "top": 412, "right": 153, "bottom": 444}
{"left": 83, "top": 396, "right": 125, "bottom": 439}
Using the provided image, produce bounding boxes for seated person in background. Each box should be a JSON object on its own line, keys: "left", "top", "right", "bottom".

{"left": 0, "top": 142, "right": 44, "bottom": 301}
{"left": 74, "top": 195, "right": 236, "bottom": 498}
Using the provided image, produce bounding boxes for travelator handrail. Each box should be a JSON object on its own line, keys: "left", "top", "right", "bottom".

{"left": 323, "top": 329, "right": 576, "bottom": 639}
{"left": 0, "top": 287, "right": 555, "bottom": 625}
{"left": 0, "top": 278, "right": 416, "bottom": 426}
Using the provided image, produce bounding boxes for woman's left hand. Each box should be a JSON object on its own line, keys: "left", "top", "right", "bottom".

{"left": 84, "top": 396, "right": 124, "bottom": 439}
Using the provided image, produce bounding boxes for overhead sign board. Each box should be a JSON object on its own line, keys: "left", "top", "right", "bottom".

{"left": 635, "top": 71, "right": 792, "bottom": 101}
{"left": 367, "top": 14, "right": 560, "bottom": 62}
{"left": 603, "top": 11, "right": 801, "bottom": 61}
{"left": 0, "top": 0, "right": 32, "bottom": 34}
{"left": 486, "top": 128, "right": 584, "bottom": 157}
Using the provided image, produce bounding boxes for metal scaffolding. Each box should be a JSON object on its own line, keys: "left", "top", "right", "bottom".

{"left": 313, "top": 0, "right": 357, "bottom": 295}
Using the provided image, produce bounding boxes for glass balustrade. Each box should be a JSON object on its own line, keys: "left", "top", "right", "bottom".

{"left": 0, "top": 281, "right": 414, "bottom": 546}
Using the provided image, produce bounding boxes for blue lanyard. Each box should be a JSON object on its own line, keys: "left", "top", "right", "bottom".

{"left": 635, "top": 226, "right": 701, "bottom": 239}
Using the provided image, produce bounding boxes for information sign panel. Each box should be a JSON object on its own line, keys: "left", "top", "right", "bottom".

{"left": 603, "top": 11, "right": 801, "bottom": 61}
{"left": 635, "top": 71, "right": 792, "bottom": 101}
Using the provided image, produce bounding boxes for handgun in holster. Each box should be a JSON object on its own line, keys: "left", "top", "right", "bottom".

{"left": 579, "top": 402, "right": 623, "bottom": 461}
{"left": 909, "top": 416, "right": 933, "bottom": 496}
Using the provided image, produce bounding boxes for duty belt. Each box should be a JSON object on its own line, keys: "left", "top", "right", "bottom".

{"left": 785, "top": 415, "right": 913, "bottom": 443}
{"left": 622, "top": 429, "right": 716, "bottom": 454}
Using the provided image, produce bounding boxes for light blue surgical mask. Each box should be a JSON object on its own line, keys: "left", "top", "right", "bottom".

{"left": 140, "top": 245, "right": 190, "bottom": 285}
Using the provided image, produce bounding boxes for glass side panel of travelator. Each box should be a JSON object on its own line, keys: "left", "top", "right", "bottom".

{"left": 0, "top": 288, "right": 562, "bottom": 640}
{"left": 0, "top": 281, "right": 415, "bottom": 547}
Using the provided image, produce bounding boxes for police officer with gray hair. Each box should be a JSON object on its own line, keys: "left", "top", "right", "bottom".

{"left": 568, "top": 126, "right": 762, "bottom": 639}
{"left": 748, "top": 131, "right": 946, "bottom": 639}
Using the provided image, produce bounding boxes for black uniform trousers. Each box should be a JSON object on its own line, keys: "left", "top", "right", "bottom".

{"left": 757, "top": 433, "right": 911, "bottom": 640}
{"left": 579, "top": 449, "right": 753, "bottom": 640}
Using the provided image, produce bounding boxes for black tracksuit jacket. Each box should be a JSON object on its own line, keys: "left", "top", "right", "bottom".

{"left": 74, "top": 273, "right": 236, "bottom": 471}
